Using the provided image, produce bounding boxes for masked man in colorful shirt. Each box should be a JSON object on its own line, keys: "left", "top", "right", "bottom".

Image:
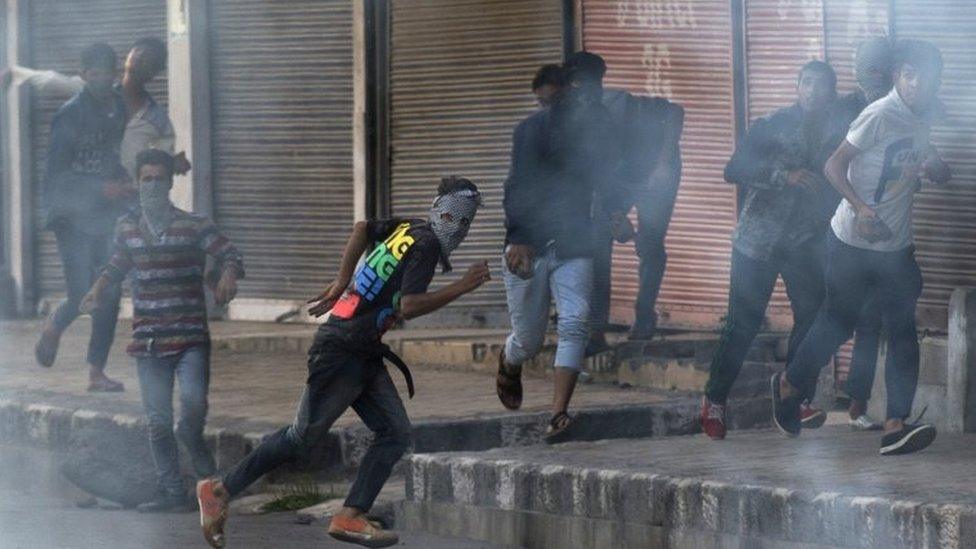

{"left": 195, "top": 177, "right": 488, "bottom": 549}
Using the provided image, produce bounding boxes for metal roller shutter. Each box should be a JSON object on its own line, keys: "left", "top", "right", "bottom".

{"left": 891, "top": 1, "right": 976, "bottom": 331}
{"left": 743, "top": 0, "right": 825, "bottom": 330}
{"left": 823, "top": 0, "right": 890, "bottom": 94}
{"left": 210, "top": 0, "right": 354, "bottom": 300}
{"left": 387, "top": 0, "right": 564, "bottom": 324}
{"left": 28, "top": 0, "right": 167, "bottom": 302}
{"left": 582, "top": 0, "right": 737, "bottom": 330}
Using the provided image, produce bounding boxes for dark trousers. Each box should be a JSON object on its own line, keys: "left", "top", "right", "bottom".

{"left": 846, "top": 293, "right": 883, "bottom": 403}
{"left": 592, "top": 179, "right": 679, "bottom": 333}
{"left": 704, "top": 238, "right": 825, "bottom": 404}
{"left": 786, "top": 232, "right": 922, "bottom": 420}
{"left": 136, "top": 344, "right": 215, "bottom": 495}
{"left": 51, "top": 227, "right": 120, "bottom": 367}
{"left": 222, "top": 340, "right": 411, "bottom": 512}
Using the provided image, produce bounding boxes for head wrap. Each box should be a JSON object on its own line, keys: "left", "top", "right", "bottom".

{"left": 427, "top": 181, "right": 481, "bottom": 271}
{"left": 855, "top": 37, "right": 894, "bottom": 103}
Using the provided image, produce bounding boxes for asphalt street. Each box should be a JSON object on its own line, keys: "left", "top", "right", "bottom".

{"left": 0, "top": 445, "right": 505, "bottom": 549}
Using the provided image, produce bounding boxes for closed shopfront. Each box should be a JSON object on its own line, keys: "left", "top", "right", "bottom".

{"left": 387, "top": 0, "right": 564, "bottom": 324}
{"left": 209, "top": 0, "right": 354, "bottom": 300}
{"left": 892, "top": 0, "right": 976, "bottom": 331}
{"left": 582, "top": 0, "right": 738, "bottom": 329}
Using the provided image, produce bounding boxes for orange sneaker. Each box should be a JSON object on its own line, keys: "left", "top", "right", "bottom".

{"left": 328, "top": 515, "right": 399, "bottom": 548}
{"left": 196, "top": 478, "right": 229, "bottom": 548}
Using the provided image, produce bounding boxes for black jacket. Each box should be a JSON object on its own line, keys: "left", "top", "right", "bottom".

{"left": 503, "top": 97, "right": 619, "bottom": 258}
{"left": 44, "top": 87, "right": 127, "bottom": 235}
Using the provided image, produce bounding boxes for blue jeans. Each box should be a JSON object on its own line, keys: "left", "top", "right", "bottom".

{"left": 136, "top": 344, "right": 215, "bottom": 495}
{"left": 222, "top": 339, "right": 410, "bottom": 512}
{"left": 52, "top": 227, "right": 121, "bottom": 367}
{"left": 504, "top": 247, "right": 593, "bottom": 370}
{"left": 786, "top": 232, "right": 922, "bottom": 420}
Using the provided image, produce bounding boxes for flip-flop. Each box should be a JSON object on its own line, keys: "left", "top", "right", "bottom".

{"left": 544, "top": 412, "right": 575, "bottom": 445}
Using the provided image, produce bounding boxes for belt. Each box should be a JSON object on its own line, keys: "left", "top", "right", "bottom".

{"left": 318, "top": 338, "right": 415, "bottom": 399}
{"left": 381, "top": 345, "right": 415, "bottom": 399}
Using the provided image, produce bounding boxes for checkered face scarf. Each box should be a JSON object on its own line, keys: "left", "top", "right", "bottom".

{"left": 427, "top": 188, "right": 481, "bottom": 263}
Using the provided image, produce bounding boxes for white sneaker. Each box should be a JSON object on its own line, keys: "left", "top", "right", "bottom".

{"left": 849, "top": 414, "right": 882, "bottom": 431}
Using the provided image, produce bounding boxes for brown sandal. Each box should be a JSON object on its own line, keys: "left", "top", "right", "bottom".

{"left": 544, "top": 412, "right": 575, "bottom": 445}
{"left": 495, "top": 350, "right": 523, "bottom": 410}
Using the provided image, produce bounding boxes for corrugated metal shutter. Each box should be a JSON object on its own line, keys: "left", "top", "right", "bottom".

{"left": 892, "top": 0, "right": 976, "bottom": 331}
{"left": 28, "top": 0, "right": 167, "bottom": 301}
{"left": 387, "top": 0, "right": 564, "bottom": 322}
{"left": 743, "top": 0, "right": 825, "bottom": 330}
{"left": 823, "top": 0, "right": 890, "bottom": 95}
{"left": 210, "top": 0, "right": 354, "bottom": 300}
{"left": 582, "top": 0, "right": 737, "bottom": 329}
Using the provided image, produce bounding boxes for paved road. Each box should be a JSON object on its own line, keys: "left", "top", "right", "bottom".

{"left": 0, "top": 446, "right": 507, "bottom": 549}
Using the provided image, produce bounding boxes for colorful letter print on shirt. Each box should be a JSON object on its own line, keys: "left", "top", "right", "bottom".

{"left": 356, "top": 222, "right": 416, "bottom": 302}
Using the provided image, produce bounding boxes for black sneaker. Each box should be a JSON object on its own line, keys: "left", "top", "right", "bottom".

{"left": 770, "top": 373, "right": 801, "bottom": 437}
{"left": 880, "top": 423, "right": 937, "bottom": 456}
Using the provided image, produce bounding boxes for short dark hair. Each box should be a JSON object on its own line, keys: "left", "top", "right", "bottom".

{"left": 893, "top": 39, "right": 943, "bottom": 75}
{"left": 438, "top": 175, "right": 480, "bottom": 198}
{"left": 80, "top": 43, "right": 117, "bottom": 72}
{"left": 532, "top": 64, "right": 564, "bottom": 91}
{"left": 136, "top": 149, "right": 175, "bottom": 181}
{"left": 132, "top": 37, "right": 168, "bottom": 75}
{"left": 563, "top": 51, "right": 607, "bottom": 83}
{"left": 798, "top": 60, "right": 837, "bottom": 91}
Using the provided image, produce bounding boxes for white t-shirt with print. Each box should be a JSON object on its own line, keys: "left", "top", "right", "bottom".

{"left": 831, "top": 88, "right": 931, "bottom": 251}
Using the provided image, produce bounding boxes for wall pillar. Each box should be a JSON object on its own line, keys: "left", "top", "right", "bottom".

{"left": 167, "top": 0, "right": 212, "bottom": 216}
{"left": 948, "top": 287, "right": 976, "bottom": 432}
{"left": 352, "top": 0, "right": 367, "bottom": 221}
{"left": 2, "top": 0, "right": 35, "bottom": 316}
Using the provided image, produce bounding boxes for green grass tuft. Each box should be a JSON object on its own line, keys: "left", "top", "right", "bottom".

{"left": 259, "top": 475, "right": 341, "bottom": 513}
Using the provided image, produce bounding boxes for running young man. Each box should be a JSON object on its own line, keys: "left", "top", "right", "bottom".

{"left": 700, "top": 61, "right": 844, "bottom": 439}
{"left": 773, "top": 40, "right": 951, "bottom": 455}
{"left": 196, "top": 177, "right": 487, "bottom": 548}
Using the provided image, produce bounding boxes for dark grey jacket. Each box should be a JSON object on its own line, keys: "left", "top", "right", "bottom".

{"left": 727, "top": 103, "right": 848, "bottom": 261}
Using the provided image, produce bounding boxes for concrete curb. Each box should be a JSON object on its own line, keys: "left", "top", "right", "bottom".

{"left": 401, "top": 454, "right": 976, "bottom": 549}
{"left": 0, "top": 394, "right": 769, "bottom": 482}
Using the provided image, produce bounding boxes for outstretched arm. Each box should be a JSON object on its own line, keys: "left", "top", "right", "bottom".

{"left": 399, "top": 261, "right": 490, "bottom": 320}
{"left": 1, "top": 65, "right": 84, "bottom": 97}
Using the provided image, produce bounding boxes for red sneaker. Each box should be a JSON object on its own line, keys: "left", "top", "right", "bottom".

{"left": 800, "top": 402, "right": 827, "bottom": 429}
{"left": 700, "top": 396, "right": 726, "bottom": 440}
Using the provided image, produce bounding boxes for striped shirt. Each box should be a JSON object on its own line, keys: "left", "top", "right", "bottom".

{"left": 104, "top": 208, "right": 245, "bottom": 357}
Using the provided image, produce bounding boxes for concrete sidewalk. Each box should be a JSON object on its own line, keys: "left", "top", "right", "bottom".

{"left": 403, "top": 426, "right": 976, "bottom": 548}
{"left": 0, "top": 318, "right": 670, "bottom": 429}
{"left": 3, "top": 318, "right": 767, "bottom": 490}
